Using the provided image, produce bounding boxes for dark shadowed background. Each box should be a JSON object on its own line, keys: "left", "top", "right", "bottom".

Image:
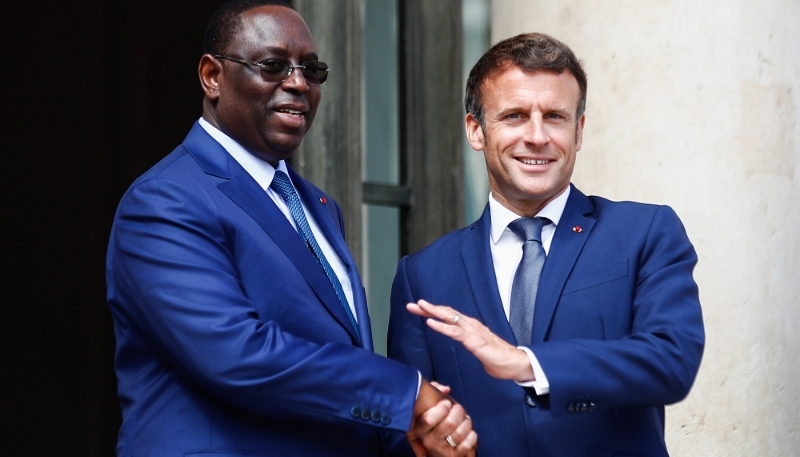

{"left": 4, "top": 1, "right": 221, "bottom": 454}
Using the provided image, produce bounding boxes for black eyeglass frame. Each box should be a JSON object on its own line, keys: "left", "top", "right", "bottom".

{"left": 213, "top": 55, "right": 330, "bottom": 85}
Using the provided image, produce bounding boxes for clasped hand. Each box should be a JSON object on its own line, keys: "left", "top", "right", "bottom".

{"left": 408, "top": 380, "right": 476, "bottom": 457}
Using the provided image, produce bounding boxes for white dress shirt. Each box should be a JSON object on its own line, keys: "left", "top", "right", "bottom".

{"left": 198, "top": 118, "right": 357, "bottom": 320}
{"left": 488, "top": 186, "right": 571, "bottom": 395}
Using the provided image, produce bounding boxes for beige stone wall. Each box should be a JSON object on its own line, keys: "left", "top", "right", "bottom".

{"left": 490, "top": 1, "right": 800, "bottom": 454}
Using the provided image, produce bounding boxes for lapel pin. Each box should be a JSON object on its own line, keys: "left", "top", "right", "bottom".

{"left": 319, "top": 197, "right": 327, "bottom": 204}
{"left": 572, "top": 226, "right": 582, "bottom": 233}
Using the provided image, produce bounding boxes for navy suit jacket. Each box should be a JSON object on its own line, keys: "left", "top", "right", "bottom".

{"left": 388, "top": 186, "right": 704, "bottom": 457}
{"left": 107, "top": 122, "right": 419, "bottom": 457}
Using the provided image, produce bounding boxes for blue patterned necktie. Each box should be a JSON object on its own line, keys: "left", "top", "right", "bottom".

{"left": 508, "top": 217, "right": 547, "bottom": 346}
{"left": 270, "top": 170, "right": 361, "bottom": 346}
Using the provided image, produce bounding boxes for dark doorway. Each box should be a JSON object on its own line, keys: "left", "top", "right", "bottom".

{"left": 4, "top": 1, "right": 220, "bottom": 455}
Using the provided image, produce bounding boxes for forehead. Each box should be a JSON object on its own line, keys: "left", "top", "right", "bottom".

{"left": 231, "top": 5, "right": 316, "bottom": 56}
{"left": 481, "top": 66, "right": 580, "bottom": 112}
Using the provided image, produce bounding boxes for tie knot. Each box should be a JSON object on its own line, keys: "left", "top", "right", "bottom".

{"left": 508, "top": 217, "right": 545, "bottom": 242}
{"left": 270, "top": 170, "right": 294, "bottom": 200}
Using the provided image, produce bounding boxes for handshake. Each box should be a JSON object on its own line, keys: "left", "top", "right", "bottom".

{"left": 407, "top": 379, "right": 477, "bottom": 457}
{"left": 403, "top": 299, "right": 537, "bottom": 456}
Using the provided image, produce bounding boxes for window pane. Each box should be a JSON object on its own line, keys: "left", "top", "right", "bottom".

{"left": 363, "top": 0, "right": 400, "bottom": 185}
{"left": 362, "top": 203, "right": 399, "bottom": 356}
{"left": 362, "top": 0, "right": 401, "bottom": 355}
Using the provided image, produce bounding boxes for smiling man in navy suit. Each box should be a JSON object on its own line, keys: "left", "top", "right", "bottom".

{"left": 388, "top": 33, "right": 704, "bottom": 457}
{"left": 106, "top": 1, "right": 476, "bottom": 456}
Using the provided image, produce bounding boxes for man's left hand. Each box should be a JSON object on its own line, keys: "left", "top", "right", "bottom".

{"left": 407, "top": 300, "right": 535, "bottom": 382}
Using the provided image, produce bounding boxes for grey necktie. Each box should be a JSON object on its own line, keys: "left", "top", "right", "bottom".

{"left": 508, "top": 217, "right": 547, "bottom": 346}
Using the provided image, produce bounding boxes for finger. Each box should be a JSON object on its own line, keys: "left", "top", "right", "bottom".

{"left": 415, "top": 399, "right": 453, "bottom": 436}
{"left": 419, "top": 403, "right": 467, "bottom": 454}
{"left": 457, "top": 430, "right": 478, "bottom": 454}
{"left": 425, "top": 317, "right": 471, "bottom": 343}
{"left": 415, "top": 379, "right": 448, "bottom": 415}
{"left": 406, "top": 302, "right": 435, "bottom": 318}
{"left": 431, "top": 403, "right": 467, "bottom": 438}
{"left": 410, "top": 301, "right": 471, "bottom": 337}
{"left": 447, "top": 412, "right": 473, "bottom": 448}
{"left": 430, "top": 381, "right": 451, "bottom": 395}
{"left": 416, "top": 300, "right": 458, "bottom": 321}
{"left": 416, "top": 301, "right": 469, "bottom": 328}
{"left": 418, "top": 301, "right": 479, "bottom": 332}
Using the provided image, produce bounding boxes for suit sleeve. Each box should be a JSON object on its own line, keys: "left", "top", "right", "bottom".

{"left": 107, "top": 176, "right": 419, "bottom": 430}
{"left": 530, "top": 205, "right": 705, "bottom": 418}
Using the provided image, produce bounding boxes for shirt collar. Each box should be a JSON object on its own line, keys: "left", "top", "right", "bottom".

{"left": 197, "top": 117, "right": 290, "bottom": 190}
{"left": 489, "top": 186, "right": 571, "bottom": 244}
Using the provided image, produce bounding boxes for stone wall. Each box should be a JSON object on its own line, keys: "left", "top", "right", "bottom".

{"left": 491, "top": 1, "right": 800, "bottom": 454}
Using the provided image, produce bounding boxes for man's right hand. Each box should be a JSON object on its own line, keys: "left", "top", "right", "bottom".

{"left": 406, "top": 380, "right": 477, "bottom": 457}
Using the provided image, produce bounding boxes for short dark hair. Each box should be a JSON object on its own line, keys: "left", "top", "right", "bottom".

{"left": 465, "top": 33, "right": 587, "bottom": 127}
{"left": 203, "top": 0, "right": 294, "bottom": 56}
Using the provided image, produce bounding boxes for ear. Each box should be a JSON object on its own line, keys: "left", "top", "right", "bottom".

{"left": 575, "top": 114, "right": 586, "bottom": 151}
{"left": 198, "top": 54, "right": 223, "bottom": 101}
{"left": 465, "top": 113, "right": 486, "bottom": 151}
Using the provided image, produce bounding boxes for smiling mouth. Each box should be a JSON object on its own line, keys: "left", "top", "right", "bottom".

{"left": 519, "top": 158, "right": 551, "bottom": 165}
{"left": 277, "top": 108, "right": 304, "bottom": 116}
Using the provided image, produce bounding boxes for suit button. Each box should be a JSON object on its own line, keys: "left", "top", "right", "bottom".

{"left": 371, "top": 411, "right": 382, "bottom": 422}
{"left": 361, "top": 409, "right": 371, "bottom": 420}
{"left": 567, "top": 403, "right": 576, "bottom": 413}
{"left": 580, "top": 402, "right": 589, "bottom": 413}
{"left": 381, "top": 414, "right": 391, "bottom": 425}
{"left": 525, "top": 395, "right": 536, "bottom": 408}
{"left": 350, "top": 406, "right": 361, "bottom": 418}
{"left": 588, "top": 402, "right": 597, "bottom": 411}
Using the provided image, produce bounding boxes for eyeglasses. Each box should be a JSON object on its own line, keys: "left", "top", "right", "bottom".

{"left": 214, "top": 55, "right": 330, "bottom": 85}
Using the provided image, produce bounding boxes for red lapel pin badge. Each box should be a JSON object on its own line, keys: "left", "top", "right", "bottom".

{"left": 572, "top": 226, "right": 582, "bottom": 233}
{"left": 319, "top": 197, "right": 327, "bottom": 204}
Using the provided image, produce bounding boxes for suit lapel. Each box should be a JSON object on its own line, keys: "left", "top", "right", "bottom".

{"left": 460, "top": 206, "right": 517, "bottom": 343}
{"left": 532, "top": 185, "right": 596, "bottom": 342}
{"left": 289, "top": 167, "right": 373, "bottom": 350}
{"left": 182, "top": 124, "right": 362, "bottom": 346}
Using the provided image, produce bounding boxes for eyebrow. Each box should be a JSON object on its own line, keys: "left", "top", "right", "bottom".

{"left": 493, "top": 106, "right": 575, "bottom": 121}
{"left": 259, "top": 46, "right": 319, "bottom": 61}
{"left": 495, "top": 107, "right": 523, "bottom": 118}
{"left": 547, "top": 107, "right": 574, "bottom": 119}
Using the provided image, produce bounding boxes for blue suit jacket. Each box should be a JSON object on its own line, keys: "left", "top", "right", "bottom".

{"left": 107, "top": 122, "right": 418, "bottom": 457}
{"left": 388, "top": 186, "right": 704, "bottom": 457}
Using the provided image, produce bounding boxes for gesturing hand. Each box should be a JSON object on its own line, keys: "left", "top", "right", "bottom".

{"left": 407, "top": 300, "right": 535, "bottom": 382}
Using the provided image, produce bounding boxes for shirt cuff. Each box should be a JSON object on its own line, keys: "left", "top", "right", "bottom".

{"left": 514, "top": 346, "right": 550, "bottom": 395}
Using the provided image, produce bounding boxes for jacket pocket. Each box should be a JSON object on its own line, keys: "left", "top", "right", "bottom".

{"left": 562, "top": 260, "right": 628, "bottom": 295}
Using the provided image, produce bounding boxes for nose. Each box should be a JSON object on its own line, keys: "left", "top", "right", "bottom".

{"left": 282, "top": 65, "right": 309, "bottom": 93}
{"left": 524, "top": 117, "right": 549, "bottom": 146}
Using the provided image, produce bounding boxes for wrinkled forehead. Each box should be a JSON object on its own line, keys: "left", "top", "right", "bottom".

{"left": 479, "top": 64, "right": 582, "bottom": 117}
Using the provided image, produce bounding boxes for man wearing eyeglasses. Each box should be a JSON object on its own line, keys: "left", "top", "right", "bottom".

{"left": 106, "top": 1, "right": 475, "bottom": 456}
